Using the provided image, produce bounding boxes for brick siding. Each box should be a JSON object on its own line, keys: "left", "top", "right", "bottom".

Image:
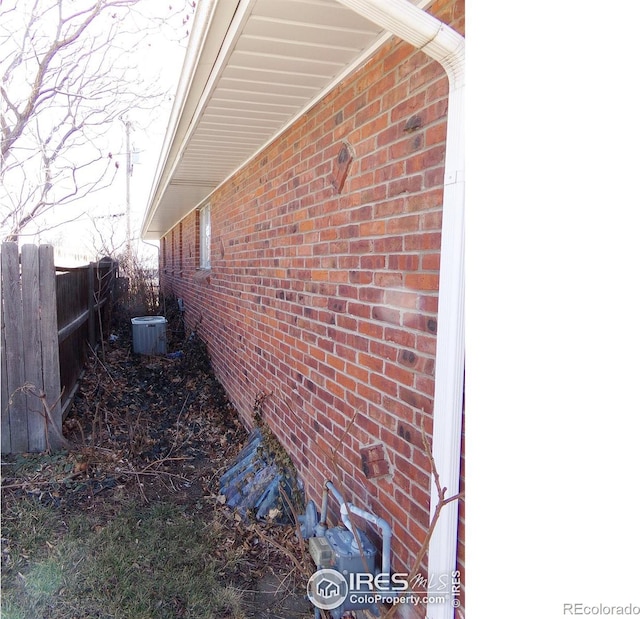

{"left": 160, "top": 3, "right": 465, "bottom": 616}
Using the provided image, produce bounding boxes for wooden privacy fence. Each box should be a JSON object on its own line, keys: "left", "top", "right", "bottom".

{"left": 1, "top": 242, "right": 117, "bottom": 454}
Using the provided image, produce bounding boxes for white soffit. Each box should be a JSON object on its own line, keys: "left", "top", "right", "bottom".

{"left": 143, "top": 0, "right": 396, "bottom": 239}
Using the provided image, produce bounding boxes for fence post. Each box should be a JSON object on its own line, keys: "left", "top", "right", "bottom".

{"left": 1, "top": 242, "right": 28, "bottom": 453}
{"left": 1, "top": 291, "right": 9, "bottom": 454}
{"left": 88, "top": 262, "right": 96, "bottom": 349}
{"left": 39, "top": 245, "right": 63, "bottom": 450}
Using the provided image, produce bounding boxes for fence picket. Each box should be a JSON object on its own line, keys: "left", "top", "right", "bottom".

{"left": 1, "top": 277, "right": 11, "bottom": 454}
{"left": 39, "top": 245, "right": 63, "bottom": 450}
{"left": 22, "top": 245, "right": 46, "bottom": 451}
{"left": 1, "top": 242, "right": 29, "bottom": 452}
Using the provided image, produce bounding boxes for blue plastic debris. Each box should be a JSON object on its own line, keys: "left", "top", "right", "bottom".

{"left": 166, "top": 350, "right": 184, "bottom": 359}
{"left": 219, "top": 429, "right": 301, "bottom": 523}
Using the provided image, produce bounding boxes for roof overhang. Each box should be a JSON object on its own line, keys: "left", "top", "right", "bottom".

{"left": 142, "top": 0, "right": 430, "bottom": 240}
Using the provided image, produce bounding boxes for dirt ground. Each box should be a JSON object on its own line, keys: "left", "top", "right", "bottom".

{"left": 1, "top": 300, "right": 315, "bottom": 618}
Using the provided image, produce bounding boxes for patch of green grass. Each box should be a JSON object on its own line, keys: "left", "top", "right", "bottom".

{"left": 6, "top": 451, "right": 71, "bottom": 476}
{"left": 1, "top": 500, "right": 248, "bottom": 619}
{"left": 1, "top": 497, "right": 61, "bottom": 572}
{"left": 0, "top": 598, "right": 30, "bottom": 619}
{"left": 22, "top": 559, "right": 65, "bottom": 604}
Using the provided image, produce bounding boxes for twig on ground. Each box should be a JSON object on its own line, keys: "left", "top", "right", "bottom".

{"left": 251, "top": 525, "right": 309, "bottom": 576}
{"left": 87, "top": 341, "right": 116, "bottom": 384}
{"left": 139, "top": 456, "right": 193, "bottom": 474}
{"left": 166, "top": 394, "right": 192, "bottom": 458}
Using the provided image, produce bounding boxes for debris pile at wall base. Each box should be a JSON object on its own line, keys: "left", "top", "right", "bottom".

{"left": 219, "top": 428, "right": 303, "bottom": 524}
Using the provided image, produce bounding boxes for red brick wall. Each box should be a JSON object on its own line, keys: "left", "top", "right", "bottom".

{"left": 160, "top": 4, "right": 464, "bottom": 617}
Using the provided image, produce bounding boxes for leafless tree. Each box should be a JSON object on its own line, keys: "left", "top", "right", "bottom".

{"left": 0, "top": 0, "right": 194, "bottom": 241}
{"left": 86, "top": 210, "right": 128, "bottom": 259}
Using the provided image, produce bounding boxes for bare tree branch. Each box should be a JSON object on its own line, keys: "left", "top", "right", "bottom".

{"left": 0, "top": 0, "right": 195, "bottom": 240}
